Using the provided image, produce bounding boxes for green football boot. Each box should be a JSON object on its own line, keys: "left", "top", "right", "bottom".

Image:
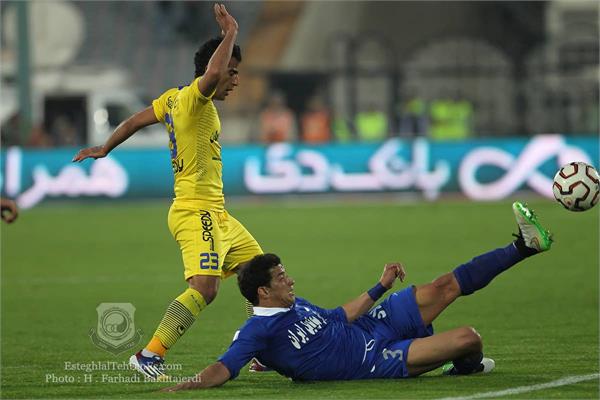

{"left": 512, "top": 202, "right": 553, "bottom": 253}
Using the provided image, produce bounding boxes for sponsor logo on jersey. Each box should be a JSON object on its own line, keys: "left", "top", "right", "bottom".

{"left": 287, "top": 311, "right": 328, "bottom": 350}
{"left": 172, "top": 158, "right": 184, "bottom": 173}
{"left": 199, "top": 210, "right": 215, "bottom": 251}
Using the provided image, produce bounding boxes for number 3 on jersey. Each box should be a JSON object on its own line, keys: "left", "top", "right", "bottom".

{"left": 200, "top": 252, "right": 219, "bottom": 270}
{"left": 165, "top": 112, "right": 177, "bottom": 158}
{"left": 165, "top": 112, "right": 183, "bottom": 173}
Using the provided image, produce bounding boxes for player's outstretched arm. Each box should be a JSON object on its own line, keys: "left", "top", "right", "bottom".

{"left": 197, "top": 4, "right": 239, "bottom": 97}
{"left": 161, "top": 362, "right": 231, "bottom": 392}
{"left": 342, "top": 263, "right": 406, "bottom": 322}
{"left": 72, "top": 106, "right": 158, "bottom": 162}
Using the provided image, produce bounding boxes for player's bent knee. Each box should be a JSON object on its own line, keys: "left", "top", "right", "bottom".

{"left": 199, "top": 288, "right": 218, "bottom": 304}
{"left": 431, "top": 273, "right": 461, "bottom": 302}
{"left": 456, "top": 326, "right": 482, "bottom": 353}
{"left": 187, "top": 276, "right": 220, "bottom": 304}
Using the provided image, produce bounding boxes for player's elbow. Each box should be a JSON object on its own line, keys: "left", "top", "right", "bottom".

{"left": 342, "top": 306, "right": 360, "bottom": 323}
{"left": 202, "top": 362, "right": 231, "bottom": 388}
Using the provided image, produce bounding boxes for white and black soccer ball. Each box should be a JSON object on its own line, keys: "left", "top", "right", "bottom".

{"left": 552, "top": 162, "right": 599, "bottom": 212}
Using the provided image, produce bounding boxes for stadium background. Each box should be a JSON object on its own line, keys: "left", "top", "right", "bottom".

{"left": 0, "top": 1, "right": 598, "bottom": 399}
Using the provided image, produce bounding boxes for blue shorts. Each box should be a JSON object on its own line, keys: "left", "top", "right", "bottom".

{"left": 354, "top": 286, "right": 434, "bottom": 379}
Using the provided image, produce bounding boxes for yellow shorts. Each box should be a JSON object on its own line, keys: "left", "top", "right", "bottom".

{"left": 168, "top": 202, "right": 263, "bottom": 280}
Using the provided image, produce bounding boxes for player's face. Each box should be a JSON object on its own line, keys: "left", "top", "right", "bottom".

{"left": 267, "top": 264, "right": 295, "bottom": 307}
{"left": 213, "top": 58, "right": 240, "bottom": 101}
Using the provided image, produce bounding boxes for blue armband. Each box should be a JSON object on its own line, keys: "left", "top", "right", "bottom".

{"left": 367, "top": 282, "right": 387, "bottom": 301}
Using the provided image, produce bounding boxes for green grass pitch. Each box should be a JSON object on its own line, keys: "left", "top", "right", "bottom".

{"left": 1, "top": 199, "right": 598, "bottom": 399}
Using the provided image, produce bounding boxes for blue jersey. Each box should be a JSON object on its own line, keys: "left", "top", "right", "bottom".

{"left": 218, "top": 289, "right": 433, "bottom": 381}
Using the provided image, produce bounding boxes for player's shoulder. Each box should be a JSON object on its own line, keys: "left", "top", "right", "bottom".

{"left": 244, "top": 312, "right": 277, "bottom": 326}
{"left": 295, "top": 297, "right": 311, "bottom": 306}
{"left": 237, "top": 315, "right": 274, "bottom": 339}
{"left": 180, "top": 76, "right": 216, "bottom": 103}
{"left": 155, "top": 86, "right": 181, "bottom": 106}
{"left": 294, "top": 297, "right": 317, "bottom": 310}
{"left": 162, "top": 86, "right": 183, "bottom": 96}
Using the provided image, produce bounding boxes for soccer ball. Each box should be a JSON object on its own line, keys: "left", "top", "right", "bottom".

{"left": 552, "top": 162, "right": 599, "bottom": 211}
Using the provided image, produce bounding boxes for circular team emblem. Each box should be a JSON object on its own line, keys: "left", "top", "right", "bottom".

{"left": 100, "top": 307, "right": 133, "bottom": 341}
{"left": 89, "top": 303, "right": 143, "bottom": 355}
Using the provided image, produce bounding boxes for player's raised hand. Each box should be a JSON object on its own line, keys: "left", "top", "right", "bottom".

{"left": 379, "top": 262, "right": 406, "bottom": 289}
{"left": 214, "top": 3, "right": 238, "bottom": 35}
{"left": 72, "top": 146, "right": 107, "bottom": 162}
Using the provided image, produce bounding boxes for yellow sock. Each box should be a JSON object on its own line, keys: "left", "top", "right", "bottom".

{"left": 146, "top": 288, "right": 207, "bottom": 356}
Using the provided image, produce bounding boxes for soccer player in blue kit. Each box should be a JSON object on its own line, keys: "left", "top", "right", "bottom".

{"left": 163, "top": 202, "right": 553, "bottom": 391}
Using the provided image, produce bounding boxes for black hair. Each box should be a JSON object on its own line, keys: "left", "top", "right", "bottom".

{"left": 237, "top": 253, "right": 281, "bottom": 306}
{"left": 194, "top": 37, "right": 242, "bottom": 78}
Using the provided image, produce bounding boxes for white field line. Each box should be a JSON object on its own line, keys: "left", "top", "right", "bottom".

{"left": 437, "top": 373, "right": 599, "bottom": 400}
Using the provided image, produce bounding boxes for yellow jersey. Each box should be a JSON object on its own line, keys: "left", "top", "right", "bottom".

{"left": 152, "top": 77, "right": 224, "bottom": 210}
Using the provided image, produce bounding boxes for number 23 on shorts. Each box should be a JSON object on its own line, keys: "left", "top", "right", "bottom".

{"left": 200, "top": 252, "right": 219, "bottom": 270}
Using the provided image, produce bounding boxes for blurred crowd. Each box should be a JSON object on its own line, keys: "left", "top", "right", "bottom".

{"left": 1, "top": 92, "right": 476, "bottom": 148}
{"left": 257, "top": 91, "right": 474, "bottom": 145}
{"left": 1, "top": 113, "right": 83, "bottom": 148}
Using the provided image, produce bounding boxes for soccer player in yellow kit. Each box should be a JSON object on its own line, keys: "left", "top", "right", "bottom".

{"left": 73, "top": 4, "right": 263, "bottom": 379}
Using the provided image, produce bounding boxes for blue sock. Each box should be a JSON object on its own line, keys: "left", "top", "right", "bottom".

{"left": 453, "top": 243, "right": 525, "bottom": 296}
